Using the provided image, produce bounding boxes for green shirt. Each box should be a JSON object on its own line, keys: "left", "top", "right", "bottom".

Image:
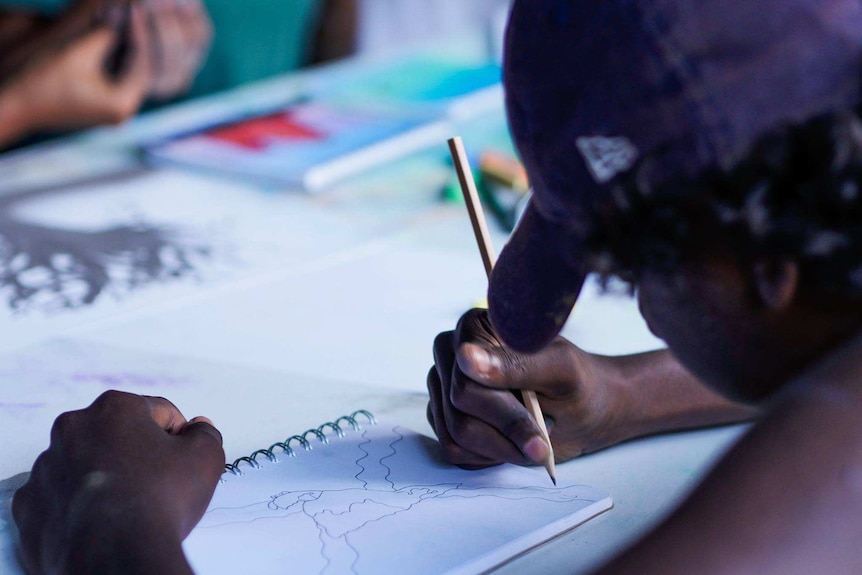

{"left": 190, "top": 0, "right": 320, "bottom": 98}
{"left": 0, "top": 0, "right": 322, "bottom": 98}
{"left": 0, "top": 0, "right": 64, "bottom": 15}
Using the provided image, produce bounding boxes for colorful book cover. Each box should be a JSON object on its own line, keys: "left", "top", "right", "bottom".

{"left": 144, "top": 56, "right": 503, "bottom": 191}
{"left": 145, "top": 101, "right": 448, "bottom": 192}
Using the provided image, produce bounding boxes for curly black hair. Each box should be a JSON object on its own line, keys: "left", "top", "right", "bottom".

{"left": 583, "top": 108, "right": 862, "bottom": 298}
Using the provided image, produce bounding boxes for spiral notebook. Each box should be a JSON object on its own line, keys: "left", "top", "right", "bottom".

{"left": 183, "top": 412, "right": 612, "bottom": 575}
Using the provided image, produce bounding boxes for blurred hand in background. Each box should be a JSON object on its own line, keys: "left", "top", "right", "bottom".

{"left": 0, "top": 0, "right": 213, "bottom": 148}
{"left": 141, "top": 0, "right": 211, "bottom": 100}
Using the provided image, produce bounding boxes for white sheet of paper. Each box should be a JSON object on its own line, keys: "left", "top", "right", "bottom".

{"left": 184, "top": 422, "right": 612, "bottom": 575}
{"left": 0, "top": 163, "right": 440, "bottom": 353}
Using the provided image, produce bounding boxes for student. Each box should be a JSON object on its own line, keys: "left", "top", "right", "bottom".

{"left": 430, "top": 1, "right": 862, "bottom": 572}
{"left": 14, "top": 0, "right": 862, "bottom": 572}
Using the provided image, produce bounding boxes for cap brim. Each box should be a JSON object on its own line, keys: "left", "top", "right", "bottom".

{"left": 488, "top": 202, "right": 588, "bottom": 354}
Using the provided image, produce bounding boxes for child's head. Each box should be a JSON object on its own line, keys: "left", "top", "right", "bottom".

{"left": 490, "top": 0, "right": 862, "bottom": 400}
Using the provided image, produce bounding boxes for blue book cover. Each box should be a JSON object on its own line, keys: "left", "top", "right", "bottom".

{"left": 144, "top": 56, "right": 502, "bottom": 192}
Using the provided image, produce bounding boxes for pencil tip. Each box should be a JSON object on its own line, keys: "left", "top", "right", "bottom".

{"left": 550, "top": 475, "right": 557, "bottom": 486}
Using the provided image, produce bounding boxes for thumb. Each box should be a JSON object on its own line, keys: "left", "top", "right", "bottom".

{"left": 183, "top": 416, "right": 224, "bottom": 449}
{"left": 181, "top": 416, "right": 226, "bottom": 475}
{"left": 121, "top": 4, "right": 152, "bottom": 86}
{"left": 456, "top": 340, "right": 575, "bottom": 394}
{"left": 92, "top": 5, "right": 150, "bottom": 124}
{"left": 176, "top": 416, "right": 225, "bottom": 535}
{"left": 453, "top": 307, "right": 573, "bottom": 393}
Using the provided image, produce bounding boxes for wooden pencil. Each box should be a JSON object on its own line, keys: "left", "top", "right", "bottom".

{"left": 447, "top": 136, "right": 557, "bottom": 485}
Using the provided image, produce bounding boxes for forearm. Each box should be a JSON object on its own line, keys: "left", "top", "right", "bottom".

{"left": 600, "top": 349, "right": 758, "bottom": 440}
{"left": 0, "top": 79, "right": 32, "bottom": 148}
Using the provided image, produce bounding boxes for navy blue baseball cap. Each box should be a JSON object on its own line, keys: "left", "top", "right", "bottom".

{"left": 488, "top": 0, "right": 862, "bottom": 353}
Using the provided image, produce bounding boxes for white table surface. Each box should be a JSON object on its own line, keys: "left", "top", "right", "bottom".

{"left": 0, "top": 43, "right": 747, "bottom": 574}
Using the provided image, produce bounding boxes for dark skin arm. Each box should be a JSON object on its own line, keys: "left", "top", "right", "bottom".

{"left": 594, "top": 335, "right": 862, "bottom": 574}
{"left": 12, "top": 391, "right": 224, "bottom": 575}
{"left": 428, "top": 309, "right": 757, "bottom": 467}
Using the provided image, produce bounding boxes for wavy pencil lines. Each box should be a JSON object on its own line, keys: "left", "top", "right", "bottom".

{"left": 322, "top": 497, "right": 409, "bottom": 517}
{"left": 193, "top": 424, "right": 599, "bottom": 575}
{"left": 312, "top": 488, "right": 455, "bottom": 540}
{"left": 353, "top": 430, "right": 372, "bottom": 488}
{"left": 379, "top": 426, "right": 404, "bottom": 489}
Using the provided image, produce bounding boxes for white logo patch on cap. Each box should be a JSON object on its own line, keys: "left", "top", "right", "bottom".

{"left": 576, "top": 136, "right": 639, "bottom": 183}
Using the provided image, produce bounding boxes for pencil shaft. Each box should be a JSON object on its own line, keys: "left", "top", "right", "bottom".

{"left": 448, "top": 138, "right": 497, "bottom": 277}
{"left": 522, "top": 393, "right": 556, "bottom": 481}
{"left": 447, "top": 136, "right": 557, "bottom": 484}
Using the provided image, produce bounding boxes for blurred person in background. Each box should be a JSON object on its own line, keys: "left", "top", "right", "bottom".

{"left": 0, "top": 0, "right": 357, "bottom": 149}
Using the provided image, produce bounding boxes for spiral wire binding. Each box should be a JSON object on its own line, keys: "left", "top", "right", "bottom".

{"left": 223, "top": 410, "right": 377, "bottom": 477}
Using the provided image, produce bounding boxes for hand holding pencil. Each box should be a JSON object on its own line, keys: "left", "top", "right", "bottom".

{"left": 447, "top": 137, "right": 556, "bottom": 484}
{"left": 429, "top": 137, "right": 680, "bottom": 475}
{"left": 425, "top": 142, "right": 559, "bottom": 473}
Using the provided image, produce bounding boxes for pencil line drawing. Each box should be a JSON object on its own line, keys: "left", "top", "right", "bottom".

{"left": 195, "top": 426, "right": 596, "bottom": 575}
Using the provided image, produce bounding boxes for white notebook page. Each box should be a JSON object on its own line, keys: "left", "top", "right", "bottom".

{"left": 184, "top": 420, "right": 612, "bottom": 575}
